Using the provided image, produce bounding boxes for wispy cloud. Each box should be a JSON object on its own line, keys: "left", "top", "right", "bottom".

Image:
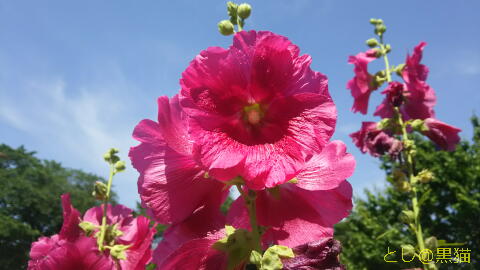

{"left": 0, "top": 74, "right": 144, "bottom": 208}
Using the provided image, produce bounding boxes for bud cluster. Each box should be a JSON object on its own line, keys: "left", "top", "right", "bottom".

{"left": 218, "top": 2, "right": 252, "bottom": 35}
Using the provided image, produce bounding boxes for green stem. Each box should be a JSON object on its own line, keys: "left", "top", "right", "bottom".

{"left": 395, "top": 108, "right": 435, "bottom": 270}
{"left": 98, "top": 164, "right": 115, "bottom": 251}
{"left": 379, "top": 37, "right": 392, "bottom": 82}
{"left": 236, "top": 184, "right": 262, "bottom": 252}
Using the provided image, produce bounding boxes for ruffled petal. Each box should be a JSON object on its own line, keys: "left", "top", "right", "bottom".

{"left": 296, "top": 141, "right": 355, "bottom": 191}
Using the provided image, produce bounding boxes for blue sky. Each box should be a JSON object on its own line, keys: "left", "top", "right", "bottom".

{"left": 1, "top": 0, "right": 479, "bottom": 208}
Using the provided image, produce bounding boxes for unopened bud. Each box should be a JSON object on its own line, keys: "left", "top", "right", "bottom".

{"left": 218, "top": 20, "right": 234, "bottom": 36}
{"left": 375, "top": 24, "right": 387, "bottom": 35}
{"left": 395, "top": 63, "right": 406, "bottom": 76}
{"left": 417, "top": 169, "right": 434, "bottom": 183}
{"left": 399, "top": 210, "right": 415, "bottom": 224}
{"left": 237, "top": 3, "right": 251, "bottom": 19}
{"left": 114, "top": 161, "right": 126, "bottom": 173}
{"left": 401, "top": 244, "right": 416, "bottom": 257}
{"left": 392, "top": 168, "right": 407, "bottom": 182}
{"left": 411, "top": 119, "right": 428, "bottom": 132}
{"left": 366, "top": 38, "right": 379, "bottom": 48}
{"left": 369, "top": 18, "right": 381, "bottom": 25}
{"left": 227, "top": 1, "right": 238, "bottom": 19}
{"left": 385, "top": 44, "right": 391, "bottom": 53}
{"left": 395, "top": 180, "right": 411, "bottom": 192}
{"left": 377, "top": 118, "right": 392, "bottom": 131}
{"left": 425, "top": 236, "right": 438, "bottom": 251}
{"left": 93, "top": 181, "right": 108, "bottom": 200}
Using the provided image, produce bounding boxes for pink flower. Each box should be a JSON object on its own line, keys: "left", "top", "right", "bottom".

{"left": 83, "top": 204, "right": 157, "bottom": 270}
{"left": 282, "top": 238, "right": 345, "bottom": 270}
{"left": 226, "top": 141, "right": 354, "bottom": 247}
{"left": 376, "top": 42, "right": 436, "bottom": 120}
{"left": 422, "top": 118, "right": 461, "bottom": 151}
{"left": 346, "top": 50, "right": 378, "bottom": 114}
{"left": 28, "top": 194, "right": 113, "bottom": 270}
{"left": 179, "top": 30, "right": 337, "bottom": 189}
{"left": 350, "top": 122, "right": 403, "bottom": 157}
{"left": 28, "top": 194, "right": 156, "bottom": 270}
{"left": 129, "top": 95, "right": 228, "bottom": 225}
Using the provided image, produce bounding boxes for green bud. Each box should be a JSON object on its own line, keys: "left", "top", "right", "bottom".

{"left": 366, "top": 38, "right": 379, "bottom": 48}
{"left": 369, "top": 18, "right": 380, "bottom": 25}
{"left": 375, "top": 24, "right": 387, "bottom": 36}
{"left": 103, "top": 152, "right": 112, "bottom": 162}
{"left": 104, "top": 148, "right": 120, "bottom": 163}
{"left": 237, "top": 3, "right": 251, "bottom": 19}
{"left": 109, "top": 244, "right": 130, "bottom": 260}
{"left": 218, "top": 20, "right": 235, "bottom": 36}
{"left": 417, "top": 169, "right": 434, "bottom": 183}
{"left": 385, "top": 44, "right": 391, "bottom": 53}
{"left": 401, "top": 244, "right": 416, "bottom": 257}
{"left": 114, "top": 161, "right": 126, "bottom": 173}
{"left": 399, "top": 210, "right": 415, "bottom": 224}
{"left": 377, "top": 118, "right": 392, "bottom": 131}
{"left": 227, "top": 2, "right": 238, "bottom": 21}
{"left": 92, "top": 181, "right": 108, "bottom": 200}
{"left": 395, "top": 180, "right": 411, "bottom": 192}
{"left": 425, "top": 236, "right": 438, "bottom": 251}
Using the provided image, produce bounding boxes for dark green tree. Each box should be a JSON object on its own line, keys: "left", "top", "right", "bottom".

{"left": 335, "top": 116, "right": 480, "bottom": 269}
{"left": 0, "top": 144, "right": 117, "bottom": 269}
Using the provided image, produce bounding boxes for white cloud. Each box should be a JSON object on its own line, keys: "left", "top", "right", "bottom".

{"left": 0, "top": 75, "right": 144, "bottom": 208}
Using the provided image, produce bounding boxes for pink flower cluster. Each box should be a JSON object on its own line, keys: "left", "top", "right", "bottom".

{"left": 130, "top": 30, "right": 355, "bottom": 269}
{"left": 28, "top": 194, "right": 156, "bottom": 270}
{"left": 347, "top": 42, "right": 461, "bottom": 154}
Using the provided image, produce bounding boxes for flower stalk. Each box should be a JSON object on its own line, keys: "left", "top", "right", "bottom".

{"left": 236, "top": 184, "right": 262, "bottom": 252}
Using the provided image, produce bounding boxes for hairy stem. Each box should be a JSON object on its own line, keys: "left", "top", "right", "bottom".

{"left": 236, "top": 184, "right": 262, "bottom": 252}
{"left": 98, "top": 164, "right": 115, "bottom": 251}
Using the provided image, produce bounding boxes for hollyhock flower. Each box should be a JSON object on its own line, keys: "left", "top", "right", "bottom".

{"left": 129, "top": 95, "right": 228, "bottom": 225}
{"left": 376, "top": 42, "right": 436, "bottom": 120}
{"left": 350, "top": 122, "right": 403, "bottom": 157}
{"left": 179, "top": 30, "right": 337, "bottom": 189}
{"left": 226, "top": 141, "right": 355, "bottom": 247}
{"left": 282, "top": 238, "right": 345, "bottom": 270}
{"left": 346, "top": 49, "right": 378, "bottom": 114}
{"left": 83, "top": 204, "right": 157, "bottom": 270}
{"left": 421, "top": 118, "right": 461, "bottom": 151}
{"left": 28, "top": 194, "right": 113, "bottom": 270}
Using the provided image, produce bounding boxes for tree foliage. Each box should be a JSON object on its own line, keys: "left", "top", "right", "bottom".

{"left": 0, "top": 144, "right": 117, "bottom": 269}
{"left": 335, "top": 116, "right": 480, "bottom": 269}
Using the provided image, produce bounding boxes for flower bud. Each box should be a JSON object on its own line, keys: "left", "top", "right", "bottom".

{"left": 93, "top": 181, "right": 108, "bottom": 200}
{"left": 237, "top": 3, "right": 251, "bottom": 19}
{"left": 227, "top": 2, "right": 238, "bottom": 19}
{"left": 395, "top": 180, "right": 411, "bottom": 192}
{"left": 385, "top": 44, "right": 391, "bottom": 53}
{"left": 366, "top": 38, "right": 379, "bottom": 48}
{"left": 401, "top": 244, "right": 416, "bottom": 257}
{"left": 79, "top": 221, "right": 97, "bottom": 236}
{"left": 218, "top": 20, "right": 234, "bottom": 36}
{"left": 375, "top": 24, "right": 387, "bottom": 35}
{"left": 114, "top": 161, "right": 126, "bottom": 173}
{"left": 411, "top": 119, "right": 428, "bottom": 132}
{"left": 425, "top": 236, "right": 438, "bottom": 251}
{"left": 417, "top": 169, "right": 434, "bottom": 183}
{"left": 369, "top": 18, "right": 381, "bottom": 25}
{"left": 377, "top": 118, "right": 392, "bottom": 131}
{"left": 399, "top": 210, "right": 415, "bottom": 224}
{"left": 395, "top": 63, "right": 406, "bottom": 76}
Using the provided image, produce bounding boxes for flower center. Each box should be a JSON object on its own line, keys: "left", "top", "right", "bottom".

{"left": 243, "top": 103, "right": 264, "bottom": 125}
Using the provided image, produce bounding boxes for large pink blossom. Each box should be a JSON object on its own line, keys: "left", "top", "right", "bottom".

{"left": 226, "top": 141, "right": 354, "bottom": 247}
{"left": 422, "top": 118, "right": 461, "bottom": 151}
{"left": 83, "top": 204, "right": 157, "bottom": 270}
{"left": 129, "top": 95, "right": 228, "bottom": 225}
{"left": 28, "top": 194, "right": 113, "bottom": 270}
{"left": 375, "top": 42, "right": 436, "bottom": 120}
{"left": 179, "top": 30, "right": 337, "bottom": 189}
{"left": 346, "top": 50, "right": 378, "bottom": 114}
{"left": 350, "top": 122, "right": 403, "bottom": 158}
